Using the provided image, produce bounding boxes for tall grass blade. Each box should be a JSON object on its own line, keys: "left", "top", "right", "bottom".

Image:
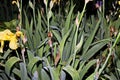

{"left": 48, "top": 66, "right": 59, "bottom": 80}
{"left": 5, "top": 57, "right": 20, "bottom": 76}
{"left": 63, "top": 66, "right": 80, "bottom": 80}
{"left": 59, "top": 29, "right": 71, "bottom": 61}
{"left": 12, "top": 68, "right": 21, "bottom": 78}
{"left": 79, "top": 59, "right": 96, "bottom": 80}
{"left": 20, "top": 63, "right": 28, "bottom": 80}
{"left": 27, "top": 57, "right": 42, "bottom": 73}
{"left": 41, "top": 69, "right": 51, "bottom": 80}
{"left": 63, "top": 6, "right": 74, "bottom": 35}
{"left": 82, "top": 39, "right": 109, "bottom": 61}
{"left": 82, "top": 18, "right": 101, "bottom": 55}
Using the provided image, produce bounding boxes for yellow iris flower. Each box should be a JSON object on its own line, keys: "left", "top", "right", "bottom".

{"left": 52, "top": 0, "right": 60, "bottom": 4}
{"left": 0, "top": 29, "right": 24, "bottom": 53}
{"left": 12, "top": 0, "right": 19, "bottom": 5}
{"left": 12, "top": 0, "right": 20, "bottom": 11}
{"left": 118, "top": 1, "right": 120, "bottom": 5}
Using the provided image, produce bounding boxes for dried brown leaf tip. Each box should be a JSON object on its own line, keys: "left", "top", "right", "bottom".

{"left": 75, "top": 16, "right": 79, "bottom": 27}
{"left": 22, "top": 34, "right": 27, "bottom": 44}
{"left": 110, "top": 26, "right": 118, "bottom": 37}
{"left": 54, "top": 49, "right": 60, "bottom": 66}
{"left": 47, "top": 31, "right": 53, "bottom": 38}
{"left": 48, "top": 39, "right": 53, "bottom": 48}
{"left": 16, "top": 26, "right": 20, "bottom": 31}
{"left": 47, "top": 31, "right": 53, "bottom": 47}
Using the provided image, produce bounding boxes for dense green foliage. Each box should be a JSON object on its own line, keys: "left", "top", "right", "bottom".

{"left": 0, "top": 0, "right": 120, "bottom": 80}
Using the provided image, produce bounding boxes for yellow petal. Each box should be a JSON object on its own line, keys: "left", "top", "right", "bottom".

{"left": 0, "top": 29, "right": 14, "bottom": 40}
{"left": 4, "top": 29, "right": 14, "bottom": 35}
{"left": 12, "top": 0, "right": 19, "bottom": 5}
{"left": 12, "top": 1, "right": 17, "bottom": 4}
{"left": 3, "top": 34, "right": 12, "bottom": 40}
{"left": 0, "top": 41, "right": 4, "bottom": 53}
{"left": 9, "top": 36, "right": 18, "bottom": 50}
{"left": 15, "top": 31, "right": 23, "bottom": 37}
{"left": 118, "top": 1, "right": 120, "bottom": 5}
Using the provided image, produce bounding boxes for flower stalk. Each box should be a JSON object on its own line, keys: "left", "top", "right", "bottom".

{"left": 98, "top": 32, "right": 120, "bottom": 77}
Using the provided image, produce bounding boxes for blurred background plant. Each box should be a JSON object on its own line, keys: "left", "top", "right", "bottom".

{"left": 0, "top": 0, "right": 120, "bottom": 80}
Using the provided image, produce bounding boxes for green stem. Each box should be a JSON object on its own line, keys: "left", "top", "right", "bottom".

{"left": 22, "top": 51, "right": 26, "bottom": 64}
{"left": 98, "top": 47, "right": 112, "bottom": 75}
{"left": 72, "top": 26, "right": 78, "bottom": 67}
{"left": 99, "top": 32, "right": 120, "bottom": 76}
{"left": 78, "top": 3, "right": 86, "bottom": 25}
{"left": 16, "top": 50, "right": 20, "bottom": 58}
{"left": 44, "top": 0, "right": 49, "bottom": 32}
{"left": 47, "top": 18, "right": 50, "bottom": 32}
{"left": 102, "top": 0, "right": 105, "bottom": 18}
{"left": 72, "top": 3, "right": 87, "bottom": 66}
{"left": 112, "top": 32, "right": 120, "bottom": 48}
{"left": 33, "top": 0, "right": 36, "bottom": 28}
{"left": 18, "top": 0, "right": 22, "bottom": 29}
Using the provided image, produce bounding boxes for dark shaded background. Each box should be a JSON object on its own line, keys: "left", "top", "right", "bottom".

{"left": 0, "top": 0, "right": 117, "bottom": 21}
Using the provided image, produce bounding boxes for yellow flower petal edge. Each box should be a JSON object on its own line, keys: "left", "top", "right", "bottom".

{"left": 0, "top": 29, "right": 14, "bottom": 40}
{"left": 118, "top": 1, "right": 120, "bottom": 5}
{"left": 15, "top": 31, "right": 23, "bottom": 38}
{"left": 52, "top": 0, "right": 60, "bottom": 4}
{"left": 0, "top": 29, "right": 25, "bottom": 53}
{"left": 12, "top": 0, "right": 19, "bottom": 5}
{"left": 9, "top": 36, "right": 18, "bottom": 50}
{"left": 0, "top": 41, "right": 4, "bottom": 53}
